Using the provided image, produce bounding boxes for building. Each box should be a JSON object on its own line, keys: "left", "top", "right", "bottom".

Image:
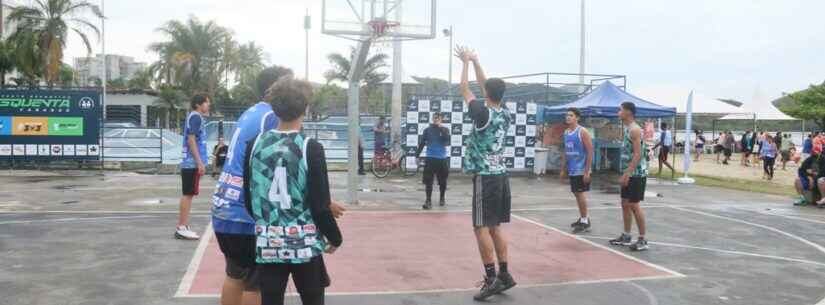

{"left": 73, "top": 54, "right": 147, "bottom": 86}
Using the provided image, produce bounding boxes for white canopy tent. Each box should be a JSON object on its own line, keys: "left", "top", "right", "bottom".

{"left": 719, "top": 88, "right": 797, "bottom": 121}
{"left": 637, "top": 89, "right": 747, "bottom": 115}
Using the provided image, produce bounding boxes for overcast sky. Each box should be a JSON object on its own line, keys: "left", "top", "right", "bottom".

{"left": 59, "top": 0, "right": 825, "bottom": 107}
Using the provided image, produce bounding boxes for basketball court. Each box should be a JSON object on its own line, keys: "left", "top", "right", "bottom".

{"left": 3, "top": 171, "right": 825, "bottom": 305}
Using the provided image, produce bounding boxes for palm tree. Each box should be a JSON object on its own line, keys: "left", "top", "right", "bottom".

{"left": 235, "top": 41, "right": 267, "bottom": 86}
{"left": 7, "top": 26, "right": 42, "bottom": 86}
{"left": 151, "top": 17, "right": 232, "bottom": 95}
{"left": 128, "top": 68, "right": 153, "bottom": 90}
{"left": 154, "top": 85, "right": 185, "bottom": 129}
{"left": 324, "top": 48, "right": 389, "bottom": 112}
{"left": 6, "top": 0, "right": 103, "bottom": 85}
{"left": 58, "top": 63, "right": 73, "bottom": 88}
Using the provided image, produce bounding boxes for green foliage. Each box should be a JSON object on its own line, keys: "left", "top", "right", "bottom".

{"left": 58, "top": 64, "right": 74, "bottom": 88}
{"left": 323, "top": 48, "right": 389, "bottom": 114}
{"left": 154, "top": 85, "right": 186, "bottom": 128}
{"left": 6, "top": 0, "right": 103, "bottom": 85}
{"left": 782, "top": 82, "right": 825, "bottom": 130}
{"left": 107, "top": 78, "right": 127, "bottom": 90}
{"left": 128, "top": 68, "right": 154, "bottom": 90}
{"left": 310, "top": 84, "right": 345, "bottom": 118}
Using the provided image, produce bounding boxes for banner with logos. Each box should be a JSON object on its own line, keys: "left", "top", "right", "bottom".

{"left": 0, "top": 89, "right": 102, "bottom": 160}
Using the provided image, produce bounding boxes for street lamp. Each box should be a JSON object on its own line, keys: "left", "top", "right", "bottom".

{"left": 443, "top": 26, "right": 453, "bottom": 96}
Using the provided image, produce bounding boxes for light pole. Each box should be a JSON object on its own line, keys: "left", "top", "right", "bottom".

{"left": 443, "top": 26, "right": 453, "bottom": 95}
{"left": 304, "top": 9, "right": 311, "bottom": 81}
{"left": 579, "top": 0, "right": 586, "bottom": 86}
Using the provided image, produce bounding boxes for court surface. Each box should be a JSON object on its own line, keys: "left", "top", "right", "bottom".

{"left": 2, "top": 170, "right": 825, "bottom": 305}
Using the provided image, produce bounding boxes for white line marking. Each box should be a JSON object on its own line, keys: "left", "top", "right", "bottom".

{"left": 176, "top": 274, "right": 684, "bottom": 298}
{"left": 174, "top": 223, "right": 214, "bottom": 298}
{"left": 0, "top": 215, "right": 159, "bottom": 225}
{"left": 743, "top": 208, "right": 825, "bottom": 225}
{"left": 669, "top": 206, "right": 825, "bottom": 305}
{"left": 627, "top": 281, "right": 659, "bottom": 305}
{"left": 511, "top": 214, "right": 686, "bottom": 278}
{"left": 0, "top": 210, "right": 212, "bottom": 215}
{"left": 584, "top": 236, "right": 825, "bottom": 268}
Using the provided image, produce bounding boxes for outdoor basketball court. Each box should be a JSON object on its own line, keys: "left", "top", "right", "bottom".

{"left": 3, "top": 171, "right": 825, "bottom": 305}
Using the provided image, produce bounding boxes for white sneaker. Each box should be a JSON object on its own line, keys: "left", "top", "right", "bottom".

{"left": 174, "top": 226, "right": 200, "bottom": 240}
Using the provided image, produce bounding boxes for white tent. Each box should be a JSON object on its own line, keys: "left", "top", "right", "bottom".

{"left": 720, "top": 87, "right": 797, "bottom": 120}
{"left": 636, "top": 88, "right": 746, "bottom": 114}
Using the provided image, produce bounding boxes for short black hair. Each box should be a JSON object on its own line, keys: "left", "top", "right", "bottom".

{"left": 190, "top": 93, "right": 209, "bottom": 110}
{"left": 621, "top": 102, "right": 637, "bottom": 116}
{"left": 567, "top": 107, "right": 581, "bottom": 118}
{"left": 265, "top": 77, "right": 312, "bottom": 122}
{"left": 484, "top": 78, "right": 506, "bottom": 103}
{"left": 661, "top": 122, "right": 668, "bottom": 129}
{"left": 432, "top": 112, "right": 443, "bottom": 119}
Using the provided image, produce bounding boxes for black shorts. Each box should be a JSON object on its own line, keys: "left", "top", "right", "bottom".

{"left": 659, "top": 146, "right": 670, "bottom": 161}
{"left": 472, "top": 174, "right": 511, "bottom": 227}
{"left": 215, "top": 233, "right": 259, "bottom": 291}
{"left": 569, "top": 175, "right": 591, "bottom": 193}
{"left": 423, "top": 157, "right": 449, "bottom": 186}
{"left": 724, "top": 148, "right": 732, "bottom": 157}
{"left": 621, "top": 176, "right": 647, "bottom": 203}
{"left": 259, "top": 256, "right": 330, "bottom": 303}
{"left": 181, "top": 168, "right": 201, "bottom": 196}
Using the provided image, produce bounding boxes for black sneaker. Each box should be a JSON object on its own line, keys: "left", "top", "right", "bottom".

{"left": 570, "top": 219, "right": 582, "bottom": 228}
{"left": 422, "top": 200, "right": 432, "bottom": 210}
{"left": 473, "top": 276, "right": 504, "bottom": 301}
{"left": 609, "top": 233, "right": 632, "bottom": 246}
{"left": 629, "top": 238, "right": 649, "bottom": 251}
{"left": 439, "top": 198, "right": 446, "bottom": 206}
{"left": 572, "top": 219, "right": 591, "bottom": 234}
{"left": 496, "top": 272, "right": 517, "bottom": 294}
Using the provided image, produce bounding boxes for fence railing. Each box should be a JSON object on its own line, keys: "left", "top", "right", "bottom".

{"left": 102, "top": 127, "right": 169, "bottom": 163}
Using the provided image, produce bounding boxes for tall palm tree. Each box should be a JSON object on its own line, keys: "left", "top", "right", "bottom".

{"left": 6, "top": 0, "right": 103, "bottom": 85}
{"left": 154, "top": 85, "right": 185, "bottom": 129}
{"left": 151, "top": 17, "right": 232, "bottom": 95}
{"left": 324, "top": 48, "right": 389, "bottom": 112}
{"left": 7, "top": 26, "right": 42, "bottom": 86}
{"left": 235, "top": 41, "right": 267, "bottom": 86}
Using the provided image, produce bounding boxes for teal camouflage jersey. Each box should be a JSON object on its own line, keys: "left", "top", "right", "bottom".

{"left": 621, "top": 123, "right": 648, "bottom": 177}
{"left": 248, "top": 131, "right": 325, "bottom": 264}
{"left": 464, "top": 106, "right": 512, "bottom": 175}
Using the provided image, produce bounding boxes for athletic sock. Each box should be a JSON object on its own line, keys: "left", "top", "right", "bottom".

{"left": 499, "top": 262, "right": 508, "bottom": 274}
{"left": 580, "top": 217, "right": 589, "bottom": 224}
{"left": 484, "top": 264, "right": 496, "bottom": 278}
{"left": 623, "top": 231, "right": 631, "bottom": 236}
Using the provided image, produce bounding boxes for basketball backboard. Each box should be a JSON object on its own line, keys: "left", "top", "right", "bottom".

{"left": 322, "top": 0, "right": 436, "bottom": 40}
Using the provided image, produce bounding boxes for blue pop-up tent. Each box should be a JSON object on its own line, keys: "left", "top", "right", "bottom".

{"left": 544, "top": 81, "right": 676, "bottom": 118}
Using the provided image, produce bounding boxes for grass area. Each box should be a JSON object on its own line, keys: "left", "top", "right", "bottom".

{"left": 653, "top": 167, "right": 796, "bottom": 198}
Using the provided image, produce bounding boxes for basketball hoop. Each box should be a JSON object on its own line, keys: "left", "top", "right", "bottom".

{"left": 368, "top": 19, "right": 400, "bottom": 40}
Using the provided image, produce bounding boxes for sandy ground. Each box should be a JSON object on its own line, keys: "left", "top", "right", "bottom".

{"left": 650, "top": 151, "right": 798, "bottom": 187}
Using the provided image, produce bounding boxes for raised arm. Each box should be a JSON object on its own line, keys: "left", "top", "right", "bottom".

{"left": 470, "top": 53, "right": 487, "bottom": 98}
{"left": 455, "top": 46, "right": 476, "bottom": 104}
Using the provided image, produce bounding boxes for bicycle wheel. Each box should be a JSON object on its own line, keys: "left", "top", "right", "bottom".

{"left": 400, "top": 156, "right": 420, "bottom": 177}
{"left": 372, "top": 156, "right": 391, "bottom": 178}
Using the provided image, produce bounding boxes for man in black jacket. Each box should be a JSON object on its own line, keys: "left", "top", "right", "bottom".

{"left": 416, "top": 113, "right": 451, "bottom": 209}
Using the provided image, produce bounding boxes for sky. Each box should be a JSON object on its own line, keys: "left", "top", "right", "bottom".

{"left": 56, "top": 0, "right": 825, "bottom": 107}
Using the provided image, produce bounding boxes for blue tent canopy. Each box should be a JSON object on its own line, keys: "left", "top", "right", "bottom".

{"left": 544, "top": 81, "right": 676, "bottom": 119}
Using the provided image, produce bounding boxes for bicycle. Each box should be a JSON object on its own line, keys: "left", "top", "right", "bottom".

{"left": 371, "top": 141, "right": 421, "bottom": 178}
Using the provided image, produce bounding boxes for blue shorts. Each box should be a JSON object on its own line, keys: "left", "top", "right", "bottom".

{"left": 800, "top": 174, "right": 812, "bottom": 191}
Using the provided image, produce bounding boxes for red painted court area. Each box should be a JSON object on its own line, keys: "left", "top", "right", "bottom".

{"left": 185, "top": 212, "right": 673, "bottom": 296}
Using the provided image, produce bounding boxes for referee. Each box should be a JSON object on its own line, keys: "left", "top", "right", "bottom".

{"left": 416, "top": 112, "right": 451, "bottom": 210}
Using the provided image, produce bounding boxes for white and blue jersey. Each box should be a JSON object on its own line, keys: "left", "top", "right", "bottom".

{"left": 564, "top": 126, "right": 587, "bottom": 176}
{"left": 212, "top": 102, "right": 279, "bottom": 234}
{"left": 181, "top": 111, "right": 208, "bottom": 169}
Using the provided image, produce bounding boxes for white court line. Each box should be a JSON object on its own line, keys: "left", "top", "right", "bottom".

{"left": 0, "top": 210, "right": 212, "bottom": 215}
{"left": 741, "top": 208, "right": 825, "bottom": 225}
{"left": 511, "top": 214, "right": 686, "bottom": 278}
{"left": 0, "top": 215, "right": 159, "bottom": 225}
{"left": 668, "top": 206, "right": 825, "bottom": 305}
{"left": 174, "top": 223, "right": 214, "bottom": 298}
{"left": 176, "top": 274, "right": 684, "bottom": 298}
{"left": 584, "top": 236, "right": 825, "bottom": 268}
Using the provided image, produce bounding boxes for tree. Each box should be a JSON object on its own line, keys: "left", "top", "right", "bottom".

{"left": 107, "top": 77, "right": 127, "bottom": 90}
{"left": 154, "top": 85, "right": 186, "bottom": 129}
{"left": 58, "top": 64, "right": 74, "bottom": 88}
{"left": 6, "top": 0, "right": 103, "bottom": 85}
{"left": 128, "top": 68, "right": 153, "bottom": 90}
{"left": 0, "top": 39, "right": 15, "bottom": 86}
{"left": 324, "top": 48, "right": 389, "bottom": 113}
{"left": 7, "top": 26, "right": 43, "bottom": 86}
{"left": 235, "top": 41, "right": 268, "bottom": 86}
{"left": 150, "top": 17, "right": 232, "bottom": 95}
{"left": 228, "top": 65, "right": 293, "bottom": 106}
{"left": 782, "top": 81, "right": 825, "bottom": 129}
{"left": 310, "top": 84, "right": 345, "bottom": 119}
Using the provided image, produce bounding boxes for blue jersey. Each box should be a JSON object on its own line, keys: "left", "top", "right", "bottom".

{"left": 564, "top": 126, "right": 587, "bottom": 176}
{"left": 181, "top": 111, "right": 208, "bottom": 169}
{"left": 212, "top": 102, "right": 279, "bottom": 234}
{"left": 423, "top": 125, "right": 449, "bottom": 159}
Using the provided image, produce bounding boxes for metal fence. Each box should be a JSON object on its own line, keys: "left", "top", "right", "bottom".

{"left": 102, "top": 127, "right": 179, "bottom": 164}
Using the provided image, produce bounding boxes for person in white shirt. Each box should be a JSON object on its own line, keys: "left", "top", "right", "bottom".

{"left": 652, "top": 123, "right": 674, "bottom": 179}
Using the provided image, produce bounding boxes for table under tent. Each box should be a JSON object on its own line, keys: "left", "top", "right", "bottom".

{"left": 539, "top": 81, "right": 676, "bottom": 173}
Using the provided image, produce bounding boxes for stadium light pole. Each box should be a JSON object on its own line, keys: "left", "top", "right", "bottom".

{"left": 304, "top": 9, "right": 310, "bottom": 81}
{"left": 101, "top": 0, "right": 106, "bottom": 120}
{"left": 443, "top": 26, "right": 453, "bottom": 95}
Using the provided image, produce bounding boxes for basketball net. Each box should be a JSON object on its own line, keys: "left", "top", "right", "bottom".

{"left": 368, "top": 20, "right": 399, "bottom": 52}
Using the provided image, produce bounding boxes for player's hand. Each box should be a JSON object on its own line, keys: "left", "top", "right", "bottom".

{"left": 619, "top": 174, "right": 630, "bottom": 187}
{"left": 197, "top": 163, "right": 206, "bottom": 176}
{"left": 583, "top": 172, "right": 591, "bottom": 184}
{"left": 330, "top": 200, "right": 346, "bottom": 219}
{"left": 324, "top": 245, "right": 338, "bottom": 254}
{"left": 559, "top": 171, "right": 567, "bottom": 180}
{"left": 454, "top": 46, "right": 471, "bottom": 63}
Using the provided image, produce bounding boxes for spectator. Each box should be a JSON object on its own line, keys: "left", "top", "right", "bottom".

{"left": 760, "top": 135, "right": 777, "bottom": 180}
{"left": 740, "top": 130, "right": 752, "bottom": 167}
{"left": 723, "top": 130, "right": 735, "bottom": 165}
{"left": 212, "top": 137, "right": 228, "bottom": 178}
{"left": 795, "top": 149, "right": 819, "bottom": 206}
{"left": 373, "top": 116, "right": 388, "bottom": 154}
{"left": 653, "top": 123, "right": 674, "bottom": 179}
{"left": 714, "top": 132, "right": 725, "bottom": 164}
{"left": 694, "top": 130, "right": 706, "bottom": 161}
{"left": 803, "top": 133, "right": 814, "bottom": 159}
{"left": 780, "top": 134, "right": 793, "bottom": 170}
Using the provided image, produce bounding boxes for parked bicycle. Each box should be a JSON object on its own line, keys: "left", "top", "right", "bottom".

{"left": 371, "top": 141, "right": 421, "bottom": 178}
